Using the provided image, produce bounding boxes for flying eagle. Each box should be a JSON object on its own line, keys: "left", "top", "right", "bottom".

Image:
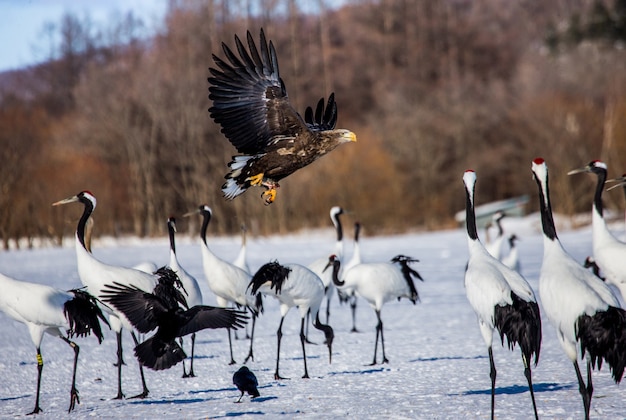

{"left": 208, "top": 29, "right": 357, "bottom": 205}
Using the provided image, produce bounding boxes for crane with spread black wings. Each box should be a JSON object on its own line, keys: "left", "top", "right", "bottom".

{"left": 208, "top": 29, "right": 357, "bottom": 205}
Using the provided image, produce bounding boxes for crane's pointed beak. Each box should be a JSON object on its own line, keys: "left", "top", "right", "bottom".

{"left": 605, "top": 176, "right": 626, "bottom": 191}
{"left": 328, "top": 342, "right": 332, "bottom": 364}
{"left": 52, "top": 195, "right": 79, "bottom": 206}
{"left": 182, "top": 209, "right": 199, "bottom": 218}
{"left": 567, "top": 166, "right": 590, "bottom": 176}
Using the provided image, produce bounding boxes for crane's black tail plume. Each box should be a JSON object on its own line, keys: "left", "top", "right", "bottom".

{"left": 249, "top": 261, "right": 292, "bottom": 295}
{"left": 494, "top": 292, "right": 542, "bottom": 366}
{"left": 390, "top": 255, "right": 423, "bottom": 304}
{"left": 577, "top": 306, "right": 626, "bottom": 383}
{"left": 134, "top": 336, "right": 186, "bottom": 371}
{"left": 64, "top": 288, "right": 110, "bottom": 343}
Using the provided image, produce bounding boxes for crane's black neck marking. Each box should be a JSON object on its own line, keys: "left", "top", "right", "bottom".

{"left": 534, "top": 171, "right": 558, "bottom": 241}
{"left": 465, "top": 184, "right": 479, "bottom": 241}
{"left": 77, "top": 195, "right": 95, "bottom": 250}
{"left": 200, "top": 208, "right": 211, "bottom": 246}
{"left": 332, "top": 210, "right": 343, "bottom": 242}
{"left": 168, "top": 219, "right": 176, "bottom": 254}
{"left": 326, "top": 256, "right": 344, "bottom": 287}
{"left": 354, "top": 222, "right": 361, "bottom": 243}
{"left": 592, "top": 166, "right": 607, "bottom": 218}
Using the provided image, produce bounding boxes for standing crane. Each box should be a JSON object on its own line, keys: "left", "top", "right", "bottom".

{"left": 186, "top": 205, "right": 261, "bottom": 364}
{"left": 249, "top": 261, "right": 334, "bottom": 379}
{"left": 167, "top": 217, "right": 203, "bottom": 377}
{"left": 533, "top": 157, "right": 626, "bottom": 419}
{"left": 569, "top": 161, "right": 626, "bottom": 300}
{"left": 338, "top": 221, "right": 362, "bottom": 333}
{"left": 325, "top": 253, "right": 423, "bottom": 365}
{"left": 307, "top": 206, "right": 345, "bottom": 324}
{"left": 462, "top": 170, "right": 541, "bottom": 420}
{"left": 0, "top": 272, "right": 108, "bottom": 414}
{"left": 53, "top": 191, "right": 158, "bottom": 399}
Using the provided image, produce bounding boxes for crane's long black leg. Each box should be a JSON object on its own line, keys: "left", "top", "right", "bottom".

{"left": 574, "top": 360, "right": 591, "bottom": 420}
{"left": 28, "top": 347, "right": 44, "bottom": 415}
{"left": 129, "top": 332, "right": 149, "bottom": 399}
{"left": 522, "top": 354, "right": 538, "bottom": 420}
{"left": 188, "top": 333, "right": 196, "bottom": 377}
{"left": 180, "top": 337, "right": 188, "bottom": 377}
{"left": 61, "top": 337, "right": 80, "bottom": 412}
{"left": 350, "top": 296, "right": 359, "bottom": 333}
{"left": 274, "top": 316, "right": 288, "bottom": 380}
{"left": 488, "top": 346, "right": 497, "bottom": 420}
{"left": 300, "top": 317, "right": 310, "bottom": 379}
{"left": 227, "top": 328, "right": 236, "bottom": 365}
{"left": 378, "top": 310, "right": 388, "bottom": 364}
{"left": 369, "top": 310, "right": 382, "bottom": 366}
{"left": 325, "top": 293, "right": 331, "bottom": 324}
{"left": 244, "top": 314, "right": 257, "bottom": 363}
{"left": 113, "top": 331, "right": 124, "bottom": 400}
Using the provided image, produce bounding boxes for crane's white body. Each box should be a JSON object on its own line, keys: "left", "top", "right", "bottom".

{"left": 539, "top": 236, "right": 618, "bottom": 361}
{"left": 232, "top": 225, "right": 251, "bottom": 274}
{"left": 170, "top": 250, "right": 202, "bottom": 308}
{"left": 256, "top": 264, "right": 325, "bottom": 318}
{"left": 591, "top": 207, "right": 626, "bottom": 301}
{"left": 0, "top": 272, "right": 72, "bottom": 347}
{"left": 201, "top": 242, "right": 254, "bottom": 309}
{"left": 341, "top": 262, "right": 413, "bottom": 311}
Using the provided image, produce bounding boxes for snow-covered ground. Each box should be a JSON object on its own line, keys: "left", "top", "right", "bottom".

{"left": 0, "top": 214, "right": 625, "bottom": 419}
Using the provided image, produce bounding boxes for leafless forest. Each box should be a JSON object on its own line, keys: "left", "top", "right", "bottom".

{"left": 0, "top": 0, "right": 625, "bottom": 248}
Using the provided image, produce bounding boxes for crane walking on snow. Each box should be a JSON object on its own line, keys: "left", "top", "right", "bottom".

{"left": 533, "top": 158, "right": 626, "bottom": 420}
{"left": 462, "top": 170, "right": 541, "bottom": 420}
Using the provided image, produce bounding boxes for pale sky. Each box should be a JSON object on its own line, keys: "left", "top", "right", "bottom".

{"left": 0, "top": 0, "right": 168, "bottom": 72}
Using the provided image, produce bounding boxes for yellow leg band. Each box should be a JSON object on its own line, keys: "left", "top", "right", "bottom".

{"left": 36, "top": 353, "right": 43, "bottom": 366}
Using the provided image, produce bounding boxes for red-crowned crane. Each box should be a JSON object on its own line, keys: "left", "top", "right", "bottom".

{"left": 233, "top": 224, "right": 251, "bottom": 274}
{"left": 533, "top": 158, "right": 626, "bottom": 420}
{"left": 462, "top": 170, "right": 541, "bottom": 420}
{"left": 0, "top": 272, "right": 108, "bottom": 414}
{"left": 569, "top": 161, "right": 626, "bottom": 301}
{"left": 186, "top": 205, "right": 261, "bottom": 364}
{"left": 485, "top": 211, "right": 506, "bottom": 260}
{"left": 307, "top": 206, "right": 345, "bottom": 324}
{"left": 101, "top": 267, "right": 247, "bottom": 371}
{"left": 53, "top": 191, "right": 158, "bottom": 399}
{"left": 501, "top": 234, "right": 521, "bottom": 273}
{"left": 337, "top": 221, "right": 362, "bottom": 333}
{"left": 325, "top": 253, "right": 423, "bottom": 365}
{"left": 606, "top": 172, "right": 626, "bottom": 230}
{"left": 167, "top": 217, "right": 204, "bottom": 377}
{"left": 249, "top": 261, "right": 334, "bottom": 380}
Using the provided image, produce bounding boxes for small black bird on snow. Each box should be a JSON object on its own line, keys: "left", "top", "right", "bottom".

{"left": 233, "top": 366, "right": 259, "bottom": 402}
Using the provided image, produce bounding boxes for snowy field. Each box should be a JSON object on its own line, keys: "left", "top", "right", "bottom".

{"left": 0, "top": 214, "right": 625, "bottom": 419}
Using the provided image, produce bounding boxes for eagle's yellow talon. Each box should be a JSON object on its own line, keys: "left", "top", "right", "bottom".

{"left": 247, "top": 173, "right": 264, "bottom": 186}
{"left": 262, "top": 189, "right": 277, "bottom": 205}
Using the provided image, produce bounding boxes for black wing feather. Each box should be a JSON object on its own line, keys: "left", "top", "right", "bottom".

{"left": 100, "top": 282, "right": 165, "bottom": 333}
{"left": 177, "top": 306, "right": 248, "bottom": 337}
{"left": 208, "top": 29, "right": 305, "bottom": 155}
{"left": 304, "top": 93, "right": 337, "bottom": 131}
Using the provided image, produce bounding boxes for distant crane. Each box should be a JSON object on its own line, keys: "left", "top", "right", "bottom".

{"left": 233, "top": 366, "right": 260, "bottom": 402}
{"left": 568, "top": 161, "right": 626, "bottom": 300}
{"left": 249, "top": 261, "right": 334, "bottom": 379}
{"left": 167, "top": 217, "right": 204, "bottom": 377}
{"left": 533, "top": 157, "right": 626, "bottom": 420}
{"left": 101, "top": 267, "right": 247, "bottom": 371}
{"left": 0, "top": 272, "right": 108, "bottom": 414}
{"left": 462, "top": 170, "right": 541, "bottom": 420}
{"left": 325, "top": 254, "right": 423, "bottom": 365}
{"left": 53, "top": 191, "right": 158, "bottom": 399}
{"left": 501, "top": 234, "right": 521, "bottom": 273}
{"left": 338, "top": 221, "right": 362, "bottom": 333}
{"left": 186, "top": 205, "right": 262, "bottom": 364}
{"left": 233, "top": 224, "right": 251, "bottom": 274}
{"left": 583, "top": 256, "right": 605, "bottom": 281}
{"left": 485, "top": 211, "right": 506, "bottom": 260}
{"left": 307, "top": 206, "right": 345, "bottom": 323}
